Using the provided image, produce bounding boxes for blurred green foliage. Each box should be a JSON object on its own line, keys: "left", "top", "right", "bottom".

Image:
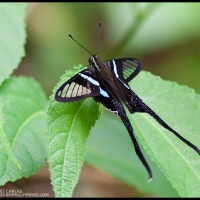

{"left": 14, "top": 2, "right": 200, "bottom": 197}
{"left": 18, "top": 3, "right": 200, "bottom": 96}
{"left": 47, "top": 65, "right": 102, "bottom": 197}
{"left": 0, "top": 2, "right": 47, "bottom": 189}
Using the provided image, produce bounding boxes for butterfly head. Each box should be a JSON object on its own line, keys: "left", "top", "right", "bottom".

{"left": 89, "top": 55, "right": 99, "bottom": 64}
{"left": 89, "top": 55, "right": 103, "bottom": 71}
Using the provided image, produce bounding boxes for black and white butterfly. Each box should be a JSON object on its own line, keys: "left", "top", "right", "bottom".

{"left": 55, "top": 23, "right": 200, "bottom": 181}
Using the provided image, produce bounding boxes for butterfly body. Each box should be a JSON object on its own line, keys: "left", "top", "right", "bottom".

{"left": 56, "top": 55, "right": 141, "bottom": 113}
{"left": 88, "top": 56, "right": 147, "bottom": 116}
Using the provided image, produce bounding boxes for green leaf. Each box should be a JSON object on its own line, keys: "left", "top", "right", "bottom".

{"left": 0, "top": 101, "right": 21, "bottom": 170}
{"left": 85, "top": 71, "right": 200, "bottom": 197}
{"left": 128, "top": 71, "right": 200, "bottom": 197}
{"left": 47, "top": 65, "right": 102, "bottom": 197}
{"left": 0, "top": 3, "right": 27, "bottom": 85}
{"left": 0, "top": 76, "right": 47, "bottom": 185}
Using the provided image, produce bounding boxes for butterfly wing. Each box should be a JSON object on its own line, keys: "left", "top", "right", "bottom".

{"left": 104, "top": 58, "right": 142, "bottom": 84}
{"left": 93, "top": 90, "right": 116, "bottom": 113}
{"left": 55, "top": 68, "right": 101, "bottom": 102}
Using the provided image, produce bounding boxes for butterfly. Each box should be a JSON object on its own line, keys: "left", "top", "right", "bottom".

{"left": 55, "top": 22, "right": 200, "bottom": 181}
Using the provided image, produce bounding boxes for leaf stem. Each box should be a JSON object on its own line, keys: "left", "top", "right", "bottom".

{"left": 106, "top": 3, "right": 160, "bottom": 59}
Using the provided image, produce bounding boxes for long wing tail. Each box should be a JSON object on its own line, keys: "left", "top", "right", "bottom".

{"left": 112, "top": 99, "right": 152, "bottom": 181}
{"left": 128, "top": 91, "right": 200, "bottom": 156}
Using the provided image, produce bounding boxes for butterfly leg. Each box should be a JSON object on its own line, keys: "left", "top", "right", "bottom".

{"left": 129, "top": 92, "right": 200, "bottom": 156}
{"left": 112, "top": 99, "right": 152, "bottom": 181}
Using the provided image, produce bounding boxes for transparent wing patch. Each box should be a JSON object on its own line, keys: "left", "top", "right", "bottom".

{"left": 55, "top": 68, "right": 100, "bottom": 102}
{"left": 104, "top": 58, "right": 142, "bottom": 83}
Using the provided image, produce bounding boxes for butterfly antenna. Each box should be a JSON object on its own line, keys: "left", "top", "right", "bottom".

{"left": 69, "top": 34, "right": 93, "bottom": 55}
{"left": 95, "top": 22, "right": 102, "bottom": 56}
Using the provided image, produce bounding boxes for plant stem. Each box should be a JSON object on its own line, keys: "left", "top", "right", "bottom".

{"left": 106, "top": 3, "right": 160, "bottom": 59}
